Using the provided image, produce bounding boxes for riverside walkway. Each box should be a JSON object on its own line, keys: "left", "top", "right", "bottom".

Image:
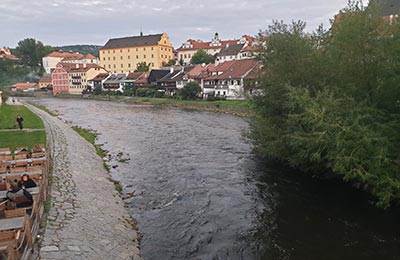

{"left": 25, "top": 103, "right": 142, "bottom": 260}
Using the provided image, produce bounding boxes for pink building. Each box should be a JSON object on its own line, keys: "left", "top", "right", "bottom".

{"left": 51, "top": 63, "right": 73, "bottom": 94}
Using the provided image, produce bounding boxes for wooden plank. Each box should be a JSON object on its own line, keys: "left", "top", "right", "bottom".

{"left": 0, "top": 216, "right": 25, "bottom": 231}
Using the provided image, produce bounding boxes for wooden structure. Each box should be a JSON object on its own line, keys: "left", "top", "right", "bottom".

{"left": 0, "top": 144, "right": 50, "bottom": 260}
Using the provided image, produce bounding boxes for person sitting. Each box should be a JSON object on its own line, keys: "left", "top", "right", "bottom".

{"left": 6, "top": 181, "right": 33, "bottom": 209}
{"left": 18, "top": 174, "right": 37, "bottom": 189}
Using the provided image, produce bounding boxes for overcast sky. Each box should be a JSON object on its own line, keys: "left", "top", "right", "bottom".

{"left": 0, "top": 1, "right": 359, "bottom": 48}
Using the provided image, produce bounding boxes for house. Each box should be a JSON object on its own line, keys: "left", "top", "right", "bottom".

{"left": 157, "top": 68, "right": 186, "bottom": 96}
{"left": 99, "top": 33, "right": 173, "bottom": 73}
{"left": 51, "top": 63, "right": 76, "bottom": 94}
{"left": 43, "top": 52, "right": 100, "bottom": 74}
{"left": 203, "top": 59, "right": 261, "bottom": 100}
{"left": 216, "top": 44, "right": 245, "bottom": 63}
{"left": 125, "top": 72, "right": 148, "bottom": 89}
{"left": 103, "top": 74, "right": 127, "bottom": 92}
{"left": 176, "top": 33, "right": 255, "bottom": 65}
{"left": 38, "top": 77, "right": 52, "bottom": 89}
{"left": 67, "top": 64, "right": 108, "bottom": 95}
{"left": 131, "top": 72, "right": 150, "bottom": 88}
{"left": 148, "top": 69, "right": 170, "bottom": 86}
{"left": 87, "top": 73, "right": 110, "bottom": 92}
{"left": 12, "top": 82, "right": 39, "bottom": 92}
{"left": 0, "top": 47, "right": 19, "bottom": 61}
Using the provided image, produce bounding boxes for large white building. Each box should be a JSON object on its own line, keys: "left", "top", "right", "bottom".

{"left": 42, "top": 52, "right": 99, "bottom": 74}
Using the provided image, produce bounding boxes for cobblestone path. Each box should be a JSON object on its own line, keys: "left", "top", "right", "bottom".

{"left": 25, "top": 104, "right": 142, "bottom": 260}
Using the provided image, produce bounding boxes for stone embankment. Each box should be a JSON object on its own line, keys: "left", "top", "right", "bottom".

{"left": 25, "top": 104, "right": 142, "bottom": 260}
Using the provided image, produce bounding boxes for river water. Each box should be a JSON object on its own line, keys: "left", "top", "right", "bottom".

{"left": 32, "top": 98, "right": 400, "bottom": 260}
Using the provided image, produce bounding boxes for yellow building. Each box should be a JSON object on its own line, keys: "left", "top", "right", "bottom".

{"left": 100, "top": 33, "right": 173, "bottom": 73}
{"left": 67, "top": 64, "right": 108, "bottom": 95}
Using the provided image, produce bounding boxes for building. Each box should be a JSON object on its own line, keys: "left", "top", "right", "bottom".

{"left": 176, "top": 33, "right": 255, "bottom": 65}
{"left": 12, "top": 82, "right": 39, "bottom": 92}
{"left": 43, "top": 52, "right": 100, "bottom": 74}
{"left": 87, "top": 73, "right": 110, "bottom": 92}
{"left": 99, "top": 33, "right": 173, "bottom": 73}
{"left": 38, "top": 77, "right": 52, "bottom": 89}
{"left": 202, "top": 59, "right": 261, "bottom": 100}
{"left": 51, "top": 63, "right": 74, "bottom": 94}
{"left": 67, "top": 64, "right": 108, "bottom": 95}
{"left": 0, "top": 47, "right": 19, "bottom": 61}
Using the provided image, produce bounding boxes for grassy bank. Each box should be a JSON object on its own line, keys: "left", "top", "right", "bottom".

{"left": 0, "top": 131, "right": 46, "bottom": 151}
{"left": 0, "top": 103, "right": 44, "bottom": 129}
{"left": 0, "top": 103, "right": 46, "bottom": 151}
{"left": 27, "top": 102, "right": 58, "bottom": 117}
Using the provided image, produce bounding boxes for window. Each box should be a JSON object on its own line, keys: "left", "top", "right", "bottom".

{"left": 128, "top": 49, "right": 130, "bottom": 52}
{"left": 103, "top": 58, "right": 105, "bottom": 61}
{"left": 151, "top": 54, "right": 154, "bottom": 58}
{"left": 121, "top": 64, "right": 123, "bottom": 68}
{"left": 120, "top": 49, "right": 122, "bottom": 53}
{"left": 161, "top": 54, "right": 163, "bottom": 58}
{"left": 151, "top": 47, "right": 154, "bottom": 50}
{"left": 121, "top": 56, "right": 123, "bottom": 60}
{"left": 136, "top": 48, "right": 138, "bottom": 51}
{"left": 128, "top": 63, "right": 131, "bottom": 68}
{"left": 103, "top": 51, "right": 105, "bottom": 54}
{"left": 113, "top": 64, "right": 116, "bottom": 68}
{"left": 144, "top": 55, "right": 146, "bottom": 58}
{"left": 108, "top": 50, "right": 110, "bottom": 54}
{"left": 136, "top": 55, "right": 139, "bottom": 59}
{"left": 143, "top": 48, "right": 146, "bottom": 51}
{"left": 113, "top": 57, "right": 115, "bottom": 60}
{"left": 161, "top": 47, "right": 163, "bottom": 51}
{"left": 128, "top": 56, "right": 130, "bottom": 59}
{"left": 152, "top": 62, "right": 154, "bottom": 67}
{"left": 113, "top": 50, "right": 115, "bottom": 53}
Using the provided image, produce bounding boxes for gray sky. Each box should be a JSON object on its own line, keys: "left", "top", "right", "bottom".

{"left": 0, "top": 0, "right": 354, "bottom": 48}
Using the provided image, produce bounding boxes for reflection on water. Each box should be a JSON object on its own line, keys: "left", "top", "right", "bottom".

{"left": 32, "top": 98, "right": 400, "bottom": 260}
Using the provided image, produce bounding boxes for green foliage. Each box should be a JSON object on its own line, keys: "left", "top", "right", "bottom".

{"left": 135, "top": 62, "right": 151, "bottom": 72}
{"left": 163, "top": 59, "right": 176, "bottom": 67}
{"left": 0, "top": 59, "right": 31, "bottom": 86}
{"left": 15, "top": 38, "right": 54, "bottom": 68}
{"left": 56, "top": 45, "right": 101, "bottom": 57}
{"left": 252, "top": 2, "right": 400, "bottom": 208}
{"left": 178, "top": 82, "right": 201, "bottom": 100}
{"left": 190, "top": 49, "right": 215, "bottom": 64}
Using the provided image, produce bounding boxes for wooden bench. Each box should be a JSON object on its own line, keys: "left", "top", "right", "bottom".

{"left": 0, "top": 230, "right": 18, "bottom": 260}
{"left": 13, "top": 154, "right": 28, "bottom": 161}
{"left": 0, "top": 154, "right": 13, "bottom": 161}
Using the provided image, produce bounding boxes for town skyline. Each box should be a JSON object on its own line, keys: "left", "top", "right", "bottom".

{"left": 1, "top": 0, "right": 359, "bottom": 48}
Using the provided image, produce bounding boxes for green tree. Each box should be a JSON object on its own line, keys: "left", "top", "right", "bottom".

{"left": 15, "top": 38, "right": 54, "bottom": 68}
{"left": 251, "top": 1, "right": 400, "bottom": 208}
{"left": 163, "top": 59, "right": 176, "bottom": 67}
{"left": 135, "top": 62, "right": 151, "bottom": 72}
{"left": 190, "top": 49, "right": 215, "bottom": 64}
{"left": 178, "top": 82, "right": 201, "bottom": 100}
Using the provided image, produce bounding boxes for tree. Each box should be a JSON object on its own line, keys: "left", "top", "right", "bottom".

{"left": 135, "top": 62, "right": 151, "bottom": 72}
{"left": 178, "top": 82, "right": 201, "bottom": 100}
{"left": 15, "top": 38, "right": 54, "bottom": 68}
{"left": 251, "top": 2, "right": 400, "bottom": 208}
{"left": 163, "top": 59, "right": 176, "bottom": 67}
{"left": 190, "top": 49, "right": 215, "bottom": 64}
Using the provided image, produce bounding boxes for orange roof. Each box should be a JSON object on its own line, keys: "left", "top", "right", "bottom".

{"left": 67, "top": 64, "right": 104, "bottom": 73}
{"left": 84, "top": 54, "right": 97, "bottom": 59}
{"left": 39, "top": 77, "right": 52, "bottom": 83}
{"left": 205, "top": 59, "right": 260, "bottom": 80}
{"left": 13, "top": 83, "right": 38, "bottom": 90}
{"left": 47, "top": 51, "right": 84, "bottom": 59}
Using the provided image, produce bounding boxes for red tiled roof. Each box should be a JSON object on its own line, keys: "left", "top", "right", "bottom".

{"left": 88, "top": 73, "right": 109, "bottom": 81}
{"left": 13, "top": 83, "right": 38, "bottom": 90}
{"left": 205, "top": 59, "right": 260, "bottom": 80}
{"left": 84, "top": 54, "right": 97, "bottom": 59}
{"left": 47, "top": 52, "right": 83, "bottom": 59}
{"left": 67, "top": 64, "right": 104, "bottom": 73}
{"left": 126, "top": 72, "right": 145, "bottom": 80}
{"left": 39, "top": 77, "right": 52, "bottom": 83}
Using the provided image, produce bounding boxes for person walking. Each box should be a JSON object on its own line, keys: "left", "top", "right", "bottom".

{"left": 16, "top": 114, "right": 24, "bottom": 130}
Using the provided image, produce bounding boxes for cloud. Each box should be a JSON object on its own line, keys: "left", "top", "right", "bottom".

{"left": 0, "top": 0, "right": 349, "bottom": 48}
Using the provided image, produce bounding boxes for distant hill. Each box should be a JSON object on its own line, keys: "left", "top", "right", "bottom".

{"left": 55, "top": 45, "right": 102, "bottom": 57}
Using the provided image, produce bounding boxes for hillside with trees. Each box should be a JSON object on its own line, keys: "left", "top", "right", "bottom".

{"left": 56, "top": 45, "right": 101, "bottom": 57}
{"left": 251, "top": 2, "right": 400, "bottom": 208}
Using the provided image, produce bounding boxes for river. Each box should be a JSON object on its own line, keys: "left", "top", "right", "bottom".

{"left": 31, "top": 98, "right": 400, "bottom": 260}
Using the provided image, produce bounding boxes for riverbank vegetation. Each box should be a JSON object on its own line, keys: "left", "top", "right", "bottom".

{"left": 251, "top": 2, "right": 400, "bottom": 208}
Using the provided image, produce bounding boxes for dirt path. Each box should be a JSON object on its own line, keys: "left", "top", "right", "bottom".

{"left": 24, "top": 104, "right": 142, "bottom": 260}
